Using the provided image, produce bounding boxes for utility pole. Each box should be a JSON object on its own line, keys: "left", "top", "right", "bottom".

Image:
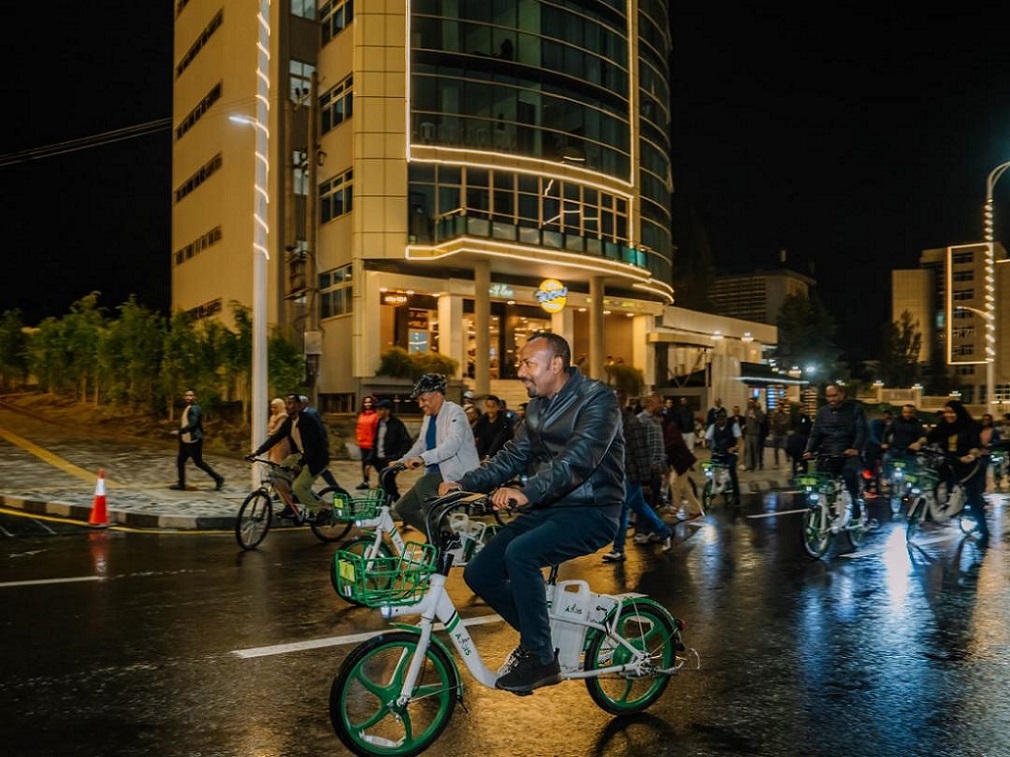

{"left": 304, "top": 71, "right": 322, "bottom": 408}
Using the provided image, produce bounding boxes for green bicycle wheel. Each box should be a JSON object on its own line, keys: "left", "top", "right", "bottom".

{"left": 584, "top": 599, "right": 679, "bottom": 715}
{"left": 331, "top": 535, "right": 394, "bottom": 603}
{"left": 701, "top": 480, "right": 715, "bottom": 510}
{"left": 801, "top": 505, "right": 831, "bottom": 559}
{"left": 330, "top": 631, "right": 459, "bottom": 757}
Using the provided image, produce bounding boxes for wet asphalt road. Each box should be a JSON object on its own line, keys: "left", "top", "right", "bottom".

{"left": 2, "top": 489, "right": 1008, "bottom": 757}
{"left": 2, "top": 403, "right": 1009, "bottom": 756}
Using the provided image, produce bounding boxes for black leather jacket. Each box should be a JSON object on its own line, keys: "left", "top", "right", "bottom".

{"left": 459, "top": 368, "right": 624, "bottom": 515}
{"left": 805, "top": 399, "right": 867, "bottom": 457}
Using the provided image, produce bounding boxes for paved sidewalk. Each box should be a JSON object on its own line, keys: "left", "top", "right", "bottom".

{"left": 0, "top": 444, "right": 796, "bottom": 530}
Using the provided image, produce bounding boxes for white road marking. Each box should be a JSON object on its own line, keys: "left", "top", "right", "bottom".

{"left": 747, "top": 508, "right": 808, "bottom": 519}
{"left": 231, "top": 613, "right": 504, "bottom": 659}
{"left": 0, "top": 575, "right": 103, "bottom": 588}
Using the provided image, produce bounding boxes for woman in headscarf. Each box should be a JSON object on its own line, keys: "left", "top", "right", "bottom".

{"left": 924, "top": 399, "right": 990, "bottom": 547}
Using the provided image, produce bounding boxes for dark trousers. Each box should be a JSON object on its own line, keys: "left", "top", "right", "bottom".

{"left": 392, "top": 472, "right": 443, "bottom": 536}
{"left": 463, "top": 507, "right": 618, "bottom": 664}
{"left": 963, "top": 463, "right": 990, "bottom": 541}
{"left": 176, "top": 440, "right": 221, "bottom": 486}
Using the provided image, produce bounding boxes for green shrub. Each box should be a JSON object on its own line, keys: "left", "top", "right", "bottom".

{"left": 376, "top": 348, "right": 459, "bottom": 380}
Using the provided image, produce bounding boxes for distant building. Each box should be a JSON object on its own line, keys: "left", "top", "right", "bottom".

{"left": 891, "top": 242, "right": 1009, "bottom": 405}
{"left": 709, "top": 267, "right": 814, "bottom": 325}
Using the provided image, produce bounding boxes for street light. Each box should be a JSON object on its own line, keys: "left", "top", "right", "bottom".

{"left": 232, "top": 1, "right": 272, "bottom": 483}
{"left": 983, "top": 160, "right": 1010, "bottom": 410}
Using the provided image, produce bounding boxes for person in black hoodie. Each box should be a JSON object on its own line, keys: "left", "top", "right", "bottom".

{"left": 925, "top": 400, "right": 990, "bottom": 547}
{"left": 803, "top": 384, "right": 868, "bottom": 519}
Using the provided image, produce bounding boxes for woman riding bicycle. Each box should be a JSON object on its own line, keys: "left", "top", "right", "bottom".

{"left": 924, "top": 400, "right": 990, "bottom": 547}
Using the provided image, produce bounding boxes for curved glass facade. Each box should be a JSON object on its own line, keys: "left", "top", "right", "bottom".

{"left": 408, "top": 0, "right": 673, "bottom": 286}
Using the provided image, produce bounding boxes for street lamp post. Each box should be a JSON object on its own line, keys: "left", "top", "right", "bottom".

{"left": 983, "top": 161, "right": 1010, "bottom": 410}
{"left": 231, "top": 2, "right": 271, "bottom": 484}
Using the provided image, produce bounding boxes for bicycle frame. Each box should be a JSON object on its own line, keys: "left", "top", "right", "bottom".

{"left": 379, "top": 572, "right": 693, "bottom": 706}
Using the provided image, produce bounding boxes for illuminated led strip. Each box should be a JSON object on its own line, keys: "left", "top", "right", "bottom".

{"left": 254, "top": 2, "right": 271, "bottom": 261}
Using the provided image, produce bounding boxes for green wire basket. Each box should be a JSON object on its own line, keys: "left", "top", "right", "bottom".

{"left": 331, "top": 487, "right": 386, "bottom": 521}
{"left": 333, "top": 542, "right": 438, "bottom": 607}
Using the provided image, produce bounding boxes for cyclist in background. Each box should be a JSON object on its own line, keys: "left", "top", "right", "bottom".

{"left": 882, "top": 404, "right": 926, "bottom": 464}
{"left": 390, "top": 373, "right": 480, "bottom": 536}
{"left": 803, "top": 384, "right": 867, "bottom": 520}
{"left": 705, "top": 408, "right": 742, "bottom": 506}
{"left": 249, "top": 393, "right": 332, "bottom": 523}
{"left": 925, "top": 400, "right": 989, "bottom": 547}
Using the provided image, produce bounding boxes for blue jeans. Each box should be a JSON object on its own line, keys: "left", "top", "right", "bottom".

{"left": 463, "top": 506, "right": 618, "bottom": 664}
{"left": 613, "top": 482, "right": 671, "bottom": 552}
{"left": 964, "top": 462, "right": 990, "bottom": 541}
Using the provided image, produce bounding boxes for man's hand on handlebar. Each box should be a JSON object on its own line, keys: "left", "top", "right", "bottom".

{"left": 404, "top": 456, "right": 425, "bottom": 470}
{"left": 490, "top": 486, "right": 527, "bottom": 511}
{"left": 437, "top": 481, "right": 462, "bottom": 496}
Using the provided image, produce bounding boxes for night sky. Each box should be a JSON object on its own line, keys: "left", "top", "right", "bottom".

{"left": 5, "top": 3, "right": 1009, "bottom": 367}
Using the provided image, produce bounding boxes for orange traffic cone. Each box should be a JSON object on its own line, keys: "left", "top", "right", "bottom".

{"left": 88, "top": 468, "right": 109, "bottom": 528}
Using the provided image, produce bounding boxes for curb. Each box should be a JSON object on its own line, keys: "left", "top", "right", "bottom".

{"left": 0, "top": 493, "right": 233, "bottom": 531}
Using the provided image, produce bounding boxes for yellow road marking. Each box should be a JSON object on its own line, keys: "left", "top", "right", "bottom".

{"left": 0, "top": 426, "right": 114, "bottom": 486}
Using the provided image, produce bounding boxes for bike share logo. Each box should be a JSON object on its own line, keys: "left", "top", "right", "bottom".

{"left": 536, "top": 279, "right": 568, "bottom": 314}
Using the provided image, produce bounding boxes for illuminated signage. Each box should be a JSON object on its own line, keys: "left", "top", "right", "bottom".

{"left": 535, "top": 279, "right": 568, "bottom": 313}
{"left": 489, "top": 283, "right": 515, "bottom": 298}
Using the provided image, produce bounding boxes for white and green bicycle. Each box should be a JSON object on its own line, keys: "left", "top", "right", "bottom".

{"left": 328, "top": 491, "right": 699, "bottom": 757}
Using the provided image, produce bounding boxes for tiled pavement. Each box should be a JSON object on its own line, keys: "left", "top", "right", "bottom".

{"left": 0, "top": 447, "right": 795, "bottom": 531}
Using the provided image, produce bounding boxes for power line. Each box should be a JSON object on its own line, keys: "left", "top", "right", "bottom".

{"left": 0, "top": 119, "right": 172, "bottom": 167}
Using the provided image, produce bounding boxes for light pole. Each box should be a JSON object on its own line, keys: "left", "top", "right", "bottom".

{"left": 983, "top": 161, "right": 1010, "bottom": 411}
{"left": 231, "top": 1, "right": 272, "bottom": 483}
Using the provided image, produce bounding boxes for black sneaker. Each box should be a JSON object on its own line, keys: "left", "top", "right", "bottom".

{"left": 355, "top": 481, "right": 370, "bottom": 490}
{"left": 495, "top": 647, "right": 561, "bottom": 694}
{"left": 215, "top": 477, "right": 225, "bottom": 491}
{"left": 277, "top": 505, "right": 297, "bottom": 519}
{"left": 313, "top": 509, "right": 332, "bottom": 526}
{"left": 497, "top": 645, "right": 524, "bottom": 676}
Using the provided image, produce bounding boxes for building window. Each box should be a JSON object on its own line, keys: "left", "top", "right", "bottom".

{"left": 290, "top": 60, "right": 315, "bottom": 102}
{"left": 175, "top": 153, "right": 223, "bottom": 203}
{"left": 175, "top": 82, "right": 223, "bottom": 141}
{"left": 174, "top": 225, "right": 223, "bottom": 266}
{"left": 320, "top": 264, "right": 353, "bottom": 319}
{"left": 290, "top": 0, "right": 314, "bottom": 19}
{"left": 955, "top": 365, "right": 976, "bottom": 376}
{"left": 952, "top": 344, "right": 975, "bottom": 357}
{"left": 320, "top": 75, "right": 353, "bottom": 134}
{"left": 952, "top": 270, "right": 974, "bottom": 282}
{"left": 951, "top": 289, "right": 974, "bottom": 301}
{"left": 176, "top": 8, "right": 223, "bottom": 79}
{"left": 320, "top": 169, "right": 353, "bottom": 222}
{"left": 321, "top": 0, "right": 354, "bottom": 45}
{"left": 951, "top": 251, "right": 974, "bottom": 264}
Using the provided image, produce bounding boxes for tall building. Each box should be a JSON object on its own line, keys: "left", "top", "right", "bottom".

{"left": 708, "top": 267, "right": 814, "bottom": 325}
{"left": 892, "top": 242, "right": 1009, "bottom": 405}
{"left": 172, "top": 1, "right": 772, "bottom": 413}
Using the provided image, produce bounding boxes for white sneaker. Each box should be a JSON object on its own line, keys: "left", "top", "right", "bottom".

{"left": 602, "top": 550, "right": 626, "bottom": 563}
{"left": 632, "top": 532, "right": 655, "bottom": 545}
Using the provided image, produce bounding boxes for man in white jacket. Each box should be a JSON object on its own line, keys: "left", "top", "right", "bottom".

{"left": 391, "top": 373, "right": 481, "bottom": 537}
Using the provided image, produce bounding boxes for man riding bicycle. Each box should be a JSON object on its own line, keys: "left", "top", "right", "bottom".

{"left": 248, "top": 393, "right": 332, "bottom": 522}
{"left": 803, "top": 383, "right": 868, "bottom": 520}
{"left": 705, "top": 408, "right": 742, "bottom": 506}
{"left": 439, "top": 333, "right": 624, "bottom": 695}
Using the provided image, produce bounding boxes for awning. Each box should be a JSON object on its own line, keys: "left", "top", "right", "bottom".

{"left": 738, "top": 362, "right": 808, "bottom": 386}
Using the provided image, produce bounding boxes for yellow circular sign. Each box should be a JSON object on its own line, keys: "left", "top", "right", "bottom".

{"left": 535, "top": 279, "right": 568, "bottom": 314}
